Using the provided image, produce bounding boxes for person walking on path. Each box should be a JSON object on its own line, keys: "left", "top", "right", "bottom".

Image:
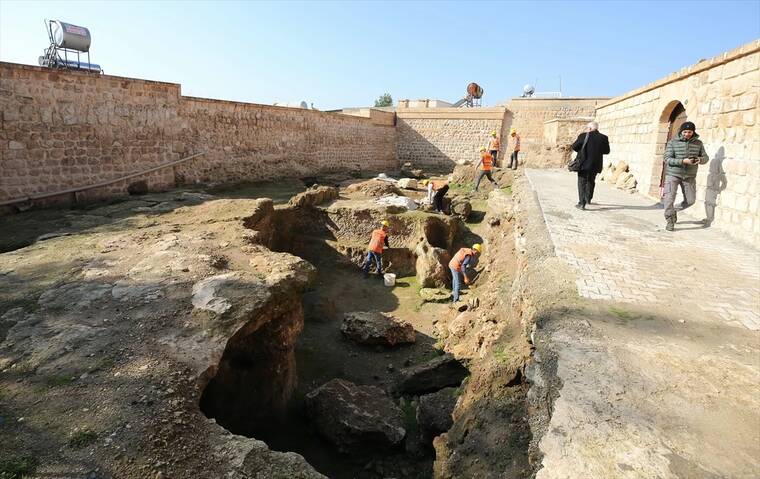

{"left": 422, "top": 179, "right": 450, "bottom": 214}
{"left": 662, "top": 121, "right": 709, "bottom": 231}
{"left": 488, "top": 131, "right": 501, "bottom": 168}
{"left": 474, "top": 147, "right": 498, "bottom": 192}
{"left": 507, "top": 128, "right": 521, "bottom": 170}
{"left": 571, "top": 121, "right": 610, "bottom": 210}
{"left": 449, "top": 244, "right": 482, "bottom": 302}
{"left": 362, "top": 220, "right": 390, "bottom": 277}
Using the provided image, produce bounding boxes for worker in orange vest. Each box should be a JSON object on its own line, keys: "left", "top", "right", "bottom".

{"left": 449, "top": 243, "right": 482, "bottom": 302}
{"left": 362, "top": 220, "right": 390, "bottom": 277}
{"left": 421, "top": 179, "right": 450, "bottom": 214}
{"left": 474, "top": 147, "right": 498, "bottom": 192}
{"left": 488, "top": 130, "right": 501, "bottom": 168}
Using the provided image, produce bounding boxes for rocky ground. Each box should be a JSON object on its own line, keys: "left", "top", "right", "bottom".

{"left": 0, "top": 169, "right": 532, "bottom": 479}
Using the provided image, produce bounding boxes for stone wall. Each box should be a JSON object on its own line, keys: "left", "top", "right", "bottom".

{"left": 502, "top": 98, "right": 609, "bottom": 168}
{"left": 0, "top": 62, "right": 397, "bottom": 209}
{"left": 396, "top": 108, "right": 508, "bottom": 171}
{"left": 595, "top": 40, "right": 760, "bottom": 247}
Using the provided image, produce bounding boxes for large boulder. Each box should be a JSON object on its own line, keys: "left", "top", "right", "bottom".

{"left": 608, "top": 161, "right": 629, "bottom": 184}
{"left": 397, "top": 178, "right": 418, "bottom": 190}
{"left": 415, "top": 241, "right": 451, "bottom": 288}
{"left": 616, "top": 171, "right": 637, "bottom": 191}
{"left": 304, "top": 379, "right": 406, "bottom": 452}
{"left": 417, "top": 387, "right": 458, "bottom": 439}
{"left": 345, "top": 180, "right": 402, "bottom": 197}
{"left": 288, "top": 185, "right": 339, "bottom": 207}
{"left": 341, "top": 311, "right": 416, "bottom": 346}
{"left": 397, "top": 354, "right": 469, "bottom": 395}
{"left": 450, "top": 196, "right": 472, "bottom": 218}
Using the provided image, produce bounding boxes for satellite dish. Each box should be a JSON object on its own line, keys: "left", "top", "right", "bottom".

{"left": 523, "top": 84, "right": 535, "bottom": 97}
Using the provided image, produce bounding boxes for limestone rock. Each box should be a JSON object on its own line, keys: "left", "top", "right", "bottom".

{"left": 304, "top": 378, "right": 406, "bottom": 452}
{"left": 419, "top": 288, "right": 451, "bottom": 303}
{"left": 288, "top": 185, "right": 339, "bottom": 208}
{"left": 616, "top": 171, "right": 637, "bottom": 190}
{"left": 417, "top": 387, "right": 458, "bottom": 438}
{"left": 191, "top": 273, "right": 238, "bottom": 315}
{"left": 397, "top": 178, "right": 418, "bottom": 190}
{"left": 450, "top": 197, "right": 472, "bottom": 218}
{"left": 341, "top": 311, "right": 416, "bottom": 346}
{"left": 397, "top": 354, "right": 469, "bottom": 395}
{"left": 345, "top": 180, "right": 402, "bottom": 197}
{"left": 415, "top": 241, "right": 451, "bottom": 288}
{"left": 609, "top": 161, "right": 629, "bottom": 184}
{"left": 448, "top": 312, "right": 476, "bottom": 338}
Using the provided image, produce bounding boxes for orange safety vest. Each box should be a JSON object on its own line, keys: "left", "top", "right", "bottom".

{"left": 480, "top": 152, "right": 493, "bottom": 171}
{"left": 368, "top": 229, "right": 387, "bottom": 253}
{"left": 488, "top": 137, "right": 500, "bottom": 151}
{"left": 449, "top": 248, "right": 475, "bottom": 272}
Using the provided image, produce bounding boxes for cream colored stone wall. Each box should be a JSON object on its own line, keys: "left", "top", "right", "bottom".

{"left": 503, "top": 98, "right": 608, "bottom": 167}
{"left": 0, "top": 62, "right": 397, "bottom": 208}
{"left": 396, "top": 108, "right": 508, "bottom": 170}
{"left": 595, "top": 40, "right": 760, "bottom": 247}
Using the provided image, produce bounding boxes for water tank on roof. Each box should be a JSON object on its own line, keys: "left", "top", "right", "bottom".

{"left": 50, "top": 20, "right": 92, "bottom": 52}
{"left": 467, "top": 83, "right": 483, "bottom": 99}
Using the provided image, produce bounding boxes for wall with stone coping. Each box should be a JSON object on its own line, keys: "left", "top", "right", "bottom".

{"left": 595, "top": 40, "right": 760, "bottom": 247}
{"left": 0, "top": 62, "right": 397, "bottom": 208}
{"left": 395, "top": 108, "right": 509, "bottom": 170}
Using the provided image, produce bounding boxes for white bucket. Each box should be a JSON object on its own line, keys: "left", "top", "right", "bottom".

{"left": 383, "top": 273, "right": 396, "bottom": 287}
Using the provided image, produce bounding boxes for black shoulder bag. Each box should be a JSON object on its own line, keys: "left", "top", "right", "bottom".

{"left": 568, "top": 132, "right": 589, "bottom": 172}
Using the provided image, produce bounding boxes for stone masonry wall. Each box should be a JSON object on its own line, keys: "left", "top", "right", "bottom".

{"left": 595, "top": 40, "right": 759, "bottom": 247}
{"left": 503, "top": 98, "right": 609, "bottom": 168}
{"left": 0, "top": 62, "right": 397, "bottom": 209}
{"left": 396, "top": 108, "right": 508, "bottom": 171}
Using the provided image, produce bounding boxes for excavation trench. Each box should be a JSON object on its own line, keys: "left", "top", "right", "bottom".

{"left": 199, "top": 186, "right": 531, "bottom": 478}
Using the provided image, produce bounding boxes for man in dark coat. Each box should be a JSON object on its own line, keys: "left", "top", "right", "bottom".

{"left": 571, "top": 121, "right": 610, "bottom": 210}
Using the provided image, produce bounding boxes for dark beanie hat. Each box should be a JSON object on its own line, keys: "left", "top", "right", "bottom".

{"left": 679, "top": 121, "right": 696, "bottom": 132}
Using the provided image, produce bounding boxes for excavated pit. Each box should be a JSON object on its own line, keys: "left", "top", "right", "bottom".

{"left": 198, "top": 182, "right": 533, "bottom": 478}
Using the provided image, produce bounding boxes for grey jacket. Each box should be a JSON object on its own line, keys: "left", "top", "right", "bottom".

{"left": 664, "top": 132, "right": 709, "bottom": 179}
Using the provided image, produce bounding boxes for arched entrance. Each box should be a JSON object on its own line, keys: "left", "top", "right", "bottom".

{"left": 650, "top": 101, "right": 688, "bottom": 197}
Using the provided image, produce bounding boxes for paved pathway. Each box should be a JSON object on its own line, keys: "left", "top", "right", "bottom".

{"left": 526, "top": 169, "right": 760, "bottom": 331}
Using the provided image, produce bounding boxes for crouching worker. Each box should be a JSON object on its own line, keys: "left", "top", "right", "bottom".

{"left": 422, "top": 179, "right": 450, "bottom": 213}
{"left": 449, "top": 243, "right": 482, "bottom": 302}
{"left": 362, "top": 220, "right": 390, "bottom": 277}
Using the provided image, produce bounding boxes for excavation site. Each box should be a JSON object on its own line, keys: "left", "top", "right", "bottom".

{"left": 3, "top": 35, "right": 760, "bottom": 478}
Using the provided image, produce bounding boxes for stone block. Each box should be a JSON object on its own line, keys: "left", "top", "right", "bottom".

{"left": 8, "top": 140, "right": 25, "bottom": 150}
{"left": 743, "top": 112, "right": 755, "bottom": 127}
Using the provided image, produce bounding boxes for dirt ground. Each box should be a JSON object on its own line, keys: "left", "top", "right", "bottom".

{"left": 1, "top": 174, "right": 525, "bottom": 479}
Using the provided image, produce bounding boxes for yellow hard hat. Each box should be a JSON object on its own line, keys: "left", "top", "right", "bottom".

{"left": 472, "top": 243, "right": 483, "bottom": 253}
{"left": 420, "top": 179, "right": 429, "bottom": 186}
{"left": 479, "top": 146, "right": 487, "bottom": 152}
{"left": 490, "top": 130, "right": 497, "bottom": 136}
{"left": 381, "top": 220, "right": 390, "bottom": 227}
{"left": 510, "top": 128, "right": 517, "bottom": 134}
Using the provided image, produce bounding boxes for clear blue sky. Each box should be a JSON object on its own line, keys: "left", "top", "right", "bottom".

{"left": 1, "top": 0, "right": 758, "bottom": 110}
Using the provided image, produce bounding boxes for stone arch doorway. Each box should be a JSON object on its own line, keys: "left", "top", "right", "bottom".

{"left": 650, "top": 101, "right": 688, "bottom": 197}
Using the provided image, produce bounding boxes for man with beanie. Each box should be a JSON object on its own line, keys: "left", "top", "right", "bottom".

{"left": 662, "top": 121, "right": 709, "bottom": 231}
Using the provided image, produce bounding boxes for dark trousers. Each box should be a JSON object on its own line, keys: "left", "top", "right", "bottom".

{"left": 490, "top": 150, "right": 499, "bottom": 168}
{"left": 508, "top": 151, "right": 519, "bottom": 169}
{"left": 474, "top": 170, "right": 497, "bottom": 191}
{"left": 362, "top": 251, "right": 383, "bottom": 275}
{"left": 577, "top": 171, "right": 597, "bottom": 205}
{"left": 433, "top": 185, "right": 449, "bottom": 212}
